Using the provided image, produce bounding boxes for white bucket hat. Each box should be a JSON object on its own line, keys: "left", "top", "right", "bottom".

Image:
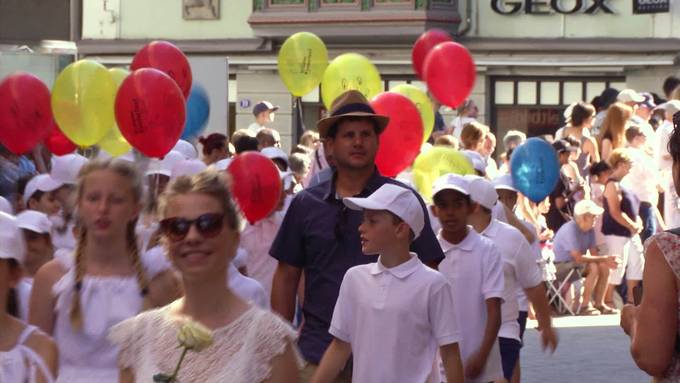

{"left": 0, "top": 212, "right": 26, "bottom": 264}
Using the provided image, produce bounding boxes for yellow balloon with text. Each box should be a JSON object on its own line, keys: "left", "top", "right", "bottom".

{"left": 413, "top": 147, "right": 475, "bottom": 203}
{"left": 97, "top": 68, "right": 132, "bottom": 157}
{"left": 51, "top": 60, "right": 116, "bottom": 146}
{"left": 321, "top": 53, "right": 382, "bottom": 110}
{"left": 391, "top": 84, "right": 435, "bottom": 144}
{"left": 278, "top": 32, "right": 328, "bottom": 97}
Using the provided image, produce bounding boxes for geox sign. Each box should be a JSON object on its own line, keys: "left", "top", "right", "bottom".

{"left": 491, "top": 0, "right": 615, "bottom": 15}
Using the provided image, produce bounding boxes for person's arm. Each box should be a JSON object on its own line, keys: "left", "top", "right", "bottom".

{"left": 310, "top": 338, "right": 352, "bottom": 383}
{"left": 440, "top": 343, "right": 464, "bottom": 383}
{"left": 28, "top": 259, "right": 65, "bottom": 334}
{"left": 271, "top": 263, "right": 302, "bottom": 322}
{"left": 655, "top": 206, "right": 668, "bottom": 232}
{"left": 465, "top": 298, "right": 501, "bottom": 379}
{"left": 601, "top": 139, "right": 612, "bottom": 161}
{"left": 524, "top": 283, "right": 558, "bottom": 352}
{"left": 503, "top": 204, "right": 536, "bottom": 244}
{"left": 621, "top": 240, "right": 677, "bottom": 377}
{"left": 148, "top": 270, "right": 183, "bottom": 308}
{"left": 585, "top": 137, "right": 601, "bottom": 164}
{"left": 603, "top": 182, "right": 640, "bottom": 234}
{"left": 263, "top": 342, "right": 300, "bottom": 383}
{"left": 26, "top": 333, "right": 58, "bottom": 383}
{"left": 119, "top": 368, "right": 134, "bottom": 383}
{"left": 570, "top": 249, "right": 618, "bottom": 268}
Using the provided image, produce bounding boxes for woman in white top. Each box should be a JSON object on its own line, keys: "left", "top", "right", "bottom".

{"left": 110, "top": 169, "right": 300, "bottom": 383}
{"left": 0, "top": 212, "right": 57, "bottom": 383}
{"left": 28, "top": 160, "right": 180, "bottom": 382}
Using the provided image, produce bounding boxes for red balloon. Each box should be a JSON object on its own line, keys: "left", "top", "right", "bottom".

{"left": 412, "top": 29, "right": 452, "bottom": 80}
{"left": 371, "top": 92, "right": 424, "bottom": 178}
{"left": 131, "top": 41, "right": 192, "bottom": 98}
{"left": 0, "top": 73, "right": 52, "bottom": 154}
{"left": 44, "top": 120, "right": 77, "bottom": 155}
{"left": 227, "top": 152, "right": 282, "bottom": 224}
{"left": 424, "top": 42, "right": 476, "bottom": 109}
{"left": 115, "top": 68, "right": 186, "bottom": 158}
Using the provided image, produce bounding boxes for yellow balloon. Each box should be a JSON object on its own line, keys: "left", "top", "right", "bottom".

{"left": 391, "top": 84, "right": 434, "bottom": 144}
{"left": 97, "top": 68, "right": 132, "bottom": 157}
{"left": 321, "top": 53, "right": 382, "bottom": 110}
{"left": 278, "top": 32, "right": 328, "bottom": 97}
{"left": 51, "top": 60, "right": 116, "bottom": 147}
{"left": 412, "top": 147, "right": 475, "bottom": 203}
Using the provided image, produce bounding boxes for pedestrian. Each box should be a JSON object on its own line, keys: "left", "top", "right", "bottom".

{"left": 257, "top": 127, "right": 282, "bottom": 150}
{"left": 466, "top": 176, "right": 558, "bottom": 381}
{"left": 50, "top": 154, "right": 88, "bottom": 253}
{"left": 248, "top": 101, "right": 279, "bottom": 135}
{"left": 269, "top": 90, "right": 444, "bottom": 382}
{"left": 561, "top": 102, "right": 600, "bottom": 174}
{"left": 311, "top": 184, "right": 464, "bottom": 383}
{"left": 0, "top": 212, "right": 57, "bottom": 383}
{"left": 109, "top": 169, "right": 299, "bottom": 383}
{"left": 601, "top": 149, "right": 644, "bottom": 306}
{"left": 432, "top": 174, "right": 504, "bottom": 383}
{"left": 23, "top": 174, "right": 63, "bottom": 217}
{"left": 656, "top": 101, "right": 680, "bottom": 228}
{"left": 28, "top": 159, "right": 180, "bottom": 382}
{"left": 450, "top": 99, "right": 479, "bottom": 140}
{"left": 198, "top": 133, "right": 230, "bottom": 165}
{"left": 599, "top": 102, "right": 633, "bottom": 160}
{"left": 545, "top": 140, "right": 577, "bottom": 232}
{"left": 460, "top": 121, "right": 487, "bottom": 152}
{"left": 299, "top": 130, "right": 320, "bottom": 150}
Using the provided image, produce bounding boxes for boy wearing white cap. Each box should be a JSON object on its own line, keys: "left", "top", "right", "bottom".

{"left": 553, "top": 200, "right": 619, "bottom": 315}
{"left": 50, "top": 153, "right": 88, "bottom": 252}
{"left": 15, "top": 210, "right": 54, "bottom": 320}
{"left": 312, "top": 183, "right": 463, "bottom": 383}
{"left": 431, "top": 174, "right": 505, "bottom": 383}
{"left": 22, "top": 174, "right": 63, "bottom": 216}
{"left": 466, "top": 176, "right": 558, "bottom": 381}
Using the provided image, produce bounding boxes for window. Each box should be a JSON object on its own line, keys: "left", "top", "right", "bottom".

{"left": 495, "top": 81, "right": 514, "bottom": 105}
{"left": 517, "top": 81, "right": 536, "bottom": 105}
{"left": 540, "top": 82, "right": 560, "bottom": 105}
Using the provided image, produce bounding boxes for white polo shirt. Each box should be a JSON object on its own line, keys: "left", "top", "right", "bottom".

{"left": 438, "top": 229, "right": 505, "bottom": 383}
{"left": 479, "top": 219, "right": 543, "bottom": 341}
{"left": 330, "top": 253, "right": 460, "bottom": 383}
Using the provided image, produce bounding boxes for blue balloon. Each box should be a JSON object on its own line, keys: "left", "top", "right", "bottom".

{"left": 510, "top": 137, "right": 560, "bottom": 203}
{"left": 181, "top": 84, "right": 210, "bottom": 140}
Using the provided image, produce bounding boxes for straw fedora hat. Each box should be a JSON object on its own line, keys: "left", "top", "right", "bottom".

{"left": 317, "top": 90, "right": 389, "bottom": 138}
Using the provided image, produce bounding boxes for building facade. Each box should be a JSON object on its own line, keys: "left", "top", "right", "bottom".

{"left": 77, "top": 0, "right": 680, "bottom": 150}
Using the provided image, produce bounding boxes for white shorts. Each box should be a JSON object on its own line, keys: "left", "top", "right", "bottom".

{"left": 604, "top": 235, "right": 645, "bottom": 285}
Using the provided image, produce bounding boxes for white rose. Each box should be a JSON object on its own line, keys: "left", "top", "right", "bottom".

{"left": 177, "top": 320, "right": 213, "bottom": 352}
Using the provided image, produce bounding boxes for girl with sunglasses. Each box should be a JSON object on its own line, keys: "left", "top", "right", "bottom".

{"left": 28, "top": 160, "right": 180, "bottom": 382}
{"left": 0, "top": 212, "right": 58, "bottom": 383}
{"left": 110, "top": 169, "right": 300, "bottom": 383}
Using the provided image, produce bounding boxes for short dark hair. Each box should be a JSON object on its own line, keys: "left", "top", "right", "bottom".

{"left": 326, "top": 116, "right": 380, "bottom": 139}
{"left": 589, "top": 160, "right": 612, "bottom": 177}
{"left": 198, "top": 133, "right": 227, "bottom": 156}
{"left": 663, "top": 76, "right": 680, "bottom": 98}
{"left": 233, "top": 135, "right": 259, "bottom": 154}
{"left": 570, "top": 102, "right": 596, "bottom": 127}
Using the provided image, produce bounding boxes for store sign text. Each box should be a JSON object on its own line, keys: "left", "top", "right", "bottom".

{"left": 491, "top": 0, "right": 615, "bottom": 15}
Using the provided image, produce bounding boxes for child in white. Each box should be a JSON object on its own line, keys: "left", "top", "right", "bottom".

{"left": 312, "top": 184, "right": 464, "bottom": 383}
{"left": 0, "top": 212, "right": 57, "bottom": 383}
{"left": 431, "top": 174, "right": 505, "bottom": 382}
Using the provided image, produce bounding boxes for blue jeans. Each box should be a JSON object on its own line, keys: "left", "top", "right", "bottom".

{"left": 639, "top": 202, "right": 656, "bottom": 244}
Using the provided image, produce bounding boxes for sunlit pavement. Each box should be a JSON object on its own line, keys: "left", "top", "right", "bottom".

{"left": 520, "top": 314, "right": 650, "bottom": 382}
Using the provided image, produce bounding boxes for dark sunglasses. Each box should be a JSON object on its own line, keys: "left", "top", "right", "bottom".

{"left": 160, "top": 213, "right": 225, "bottom": 242}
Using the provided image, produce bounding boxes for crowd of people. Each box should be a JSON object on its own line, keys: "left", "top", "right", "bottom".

{"left": 1, "top": 79, "right": 680, "bottom": 383}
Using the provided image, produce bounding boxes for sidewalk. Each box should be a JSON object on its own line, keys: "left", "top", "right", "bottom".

{"left": 520, "top": 314, "right": 650, "bottom": 382}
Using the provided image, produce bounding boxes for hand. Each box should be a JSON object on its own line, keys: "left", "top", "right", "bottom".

{"left": 629, "top": 223, "right": 643, "bottom": 236}
{"left": 604, "top": 255, "right": 620, "bottom": 269}
{"left": 464, "top": 351, "right": 487, "bottom": 379}
{"left": 620, "top": 304, "right": 639, "bottom": 336}
{"left": 540, "top": 326, "right": 559, "bottom": 353}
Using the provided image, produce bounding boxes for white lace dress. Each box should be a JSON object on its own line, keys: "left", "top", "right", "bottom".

{"left": 109, "top": 304, "right": 300, "bottom": 383}
{"left": 51, "top": 250, "right": 171, "bottom": 382}
{"left": 0, "top": 325, "right": 54, "bottom": 383}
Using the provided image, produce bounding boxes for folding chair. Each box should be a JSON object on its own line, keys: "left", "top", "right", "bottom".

{"left": 539, "top": 242, "right": 580, "bottom": 316}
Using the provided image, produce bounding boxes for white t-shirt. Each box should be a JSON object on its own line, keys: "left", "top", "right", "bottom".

{"left": 657, "top": 120, "right": 674, "bottom": 172}
{"left": 450, "top": 117, "right": 477, "bottom": 140}
{"left": 479, "top": 219, "right": 543, "bottom": 341}
{"left": 227, "top": 263, "right": 269, "bottom": 310}
{"left": 247, "top": 122, "right": 265, "bottom": 135}
{"left": 16, "top": 277, "right": 33, "bottom": 321}
{"left": 240, "top": 212, "right": 284, "bottom": 297}
{"left": 438, "top": 230, "right": 505, "bottom": 383}
{"left": 622, "top": 147, "right": 660, "bottom": 204}
{"left": 330, "top": 253, "right": 460, "bottom": 383}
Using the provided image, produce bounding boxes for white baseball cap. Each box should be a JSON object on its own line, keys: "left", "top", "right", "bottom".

{"left": 24, "top": 174, "right": 64, "bottom": 205}
{"left": 467, "top": 176, "right": 498, "bottom": 210}
{"left": 0, "top": 196, "right": 13, "bottom": 215}
{"left": 171, "top": 159, "right": 207, "bottom": 180}
{"left": 214, "top": 158, "right": 233, "bottom": 171}
{"left": 16, "top": 210, "right": 52, "bottom": 234}
{"left": 261, "top": 147, "right": 289, "bottom": 167}
{"left": 51, "top": 154, "right": 89, "bottom": 185}
{"left": 173, "top": 140, "right": 198, "bottom": 160}
{"left": 493, "top": 174, "right": 517, "bottom": 192}
{"left": 432, "top": 173, "right": 470, "bottom": 199}
{"left": 656, "top": 100, "right": 680, "bottom": 115}
{"left": 343, "top": 183, "right": 425, "bottom": 240}
{"left": 0, "top": 212, "right": 26, "bottom": 264}
{"left": 462, "top": 150, "right": 487, "bottom": 174}
{"left": 574, "top": 199, "right": 604, "bottom": 217}
{"left": 617, "top": 89, "right": 645, "bottom": 104}
{"left": 146, "top": 151, "right": 185, "bottom": 177}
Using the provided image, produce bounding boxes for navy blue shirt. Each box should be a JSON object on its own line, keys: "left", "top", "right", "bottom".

{"left": 269, "top": 168, "right": 444, "bottom": 364}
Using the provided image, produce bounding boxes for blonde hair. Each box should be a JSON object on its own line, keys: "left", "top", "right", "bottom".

{"left": 70, "top": 160, "right": 149, "bottom": 330}
{"left": 598, "top": 102, "right": 633, "bottom": 152}
{"left": 158, "top": 168, "right": 241, "bottom": 231}
{"left": 434, "top": 134, "right": 459, "bottom": 149}
{"left": 460, "top": 121, "right": 487, "bottom": 150}
{"left": 607, "top": 148, "right": 633, "bottom": 169}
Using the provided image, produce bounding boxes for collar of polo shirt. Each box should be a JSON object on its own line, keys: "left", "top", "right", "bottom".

{"left": 480, "top": 218, "right": 501, "bottom": 238}
{"left": 323, "top": 167, "right": 384, "bottom": 201}
{"left": 369, "top": 253, "right": 420, "bottom": 279}
{"left": 438, "top": 228, "right": 476, "bottom": 252}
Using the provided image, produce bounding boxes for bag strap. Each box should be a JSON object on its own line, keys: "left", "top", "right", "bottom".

{"left": 667, "top": 227, "right": 680, "bottom": 237}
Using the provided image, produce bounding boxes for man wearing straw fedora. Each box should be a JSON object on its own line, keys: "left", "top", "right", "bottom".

{"left": 270, "top": 90, "right": 444, "bottom": 381}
